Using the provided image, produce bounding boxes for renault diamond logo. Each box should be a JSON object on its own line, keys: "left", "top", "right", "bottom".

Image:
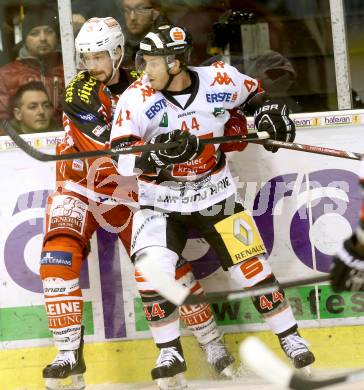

{"left": 233, "top": 218, "right": 253, "bottom": 245}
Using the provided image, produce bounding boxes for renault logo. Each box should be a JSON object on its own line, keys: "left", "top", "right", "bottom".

{"left": 233, "top": 218, "right": 253, "bottom": 245}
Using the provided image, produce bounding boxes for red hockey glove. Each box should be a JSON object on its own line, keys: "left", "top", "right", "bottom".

{"left": 221, "top": 108, "right": 248, "bottom": 153}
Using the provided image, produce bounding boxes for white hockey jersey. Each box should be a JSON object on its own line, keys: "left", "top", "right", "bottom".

{"left": 111, "top": 61, "right": 259, "bottom": 212}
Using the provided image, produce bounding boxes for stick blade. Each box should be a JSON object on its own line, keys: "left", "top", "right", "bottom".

{"left": 240, "top": 337, "right": 293, "bottom": 389}
{"left": 137, "top": 254, "right": 189, "bottom": 306}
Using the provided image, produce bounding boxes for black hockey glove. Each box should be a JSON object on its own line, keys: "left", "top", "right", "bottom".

{"left": 254, "top": 101, "right": 295, "bottom": 153}
{"left": 148, "top": 130, "right": 202, "bottom": 168}
{"left": 330, "top": 234, "right": 364, "bottom": 292}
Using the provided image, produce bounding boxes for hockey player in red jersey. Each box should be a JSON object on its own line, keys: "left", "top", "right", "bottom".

{"left": 330, "top": 161, "right": 364, "bottom": 291}
{"left": 110, "top": 24, "right": 315, "bottom": 387}
{"left": 40, "top": 18, "right": 233, "bottom": 390}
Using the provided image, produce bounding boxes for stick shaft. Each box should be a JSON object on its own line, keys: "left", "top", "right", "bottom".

{"left": 183, "top": 274, "right": 330, "bottom": 305}
{"left": 2, "top": 120, "right": 270, "bottom": 162}
{"left": 252, "top": 139, "right": 363, "bottom": 160}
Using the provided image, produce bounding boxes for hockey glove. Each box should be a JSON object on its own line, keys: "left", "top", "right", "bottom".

{"left": 149, "top": 130, "right": 202, "bottom": 168}
{"left": 330, "top": 234, "right": 364, "bottom": 292}
{"left": 221, "top": 108, "right": 248, "bottom": 153}
{"left": 254, "top": 101, "right": 295, "bottom": 153}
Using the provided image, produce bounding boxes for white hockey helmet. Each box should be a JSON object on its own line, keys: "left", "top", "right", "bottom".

{"left": 75, "top": 17, "right": 124, "bottom": 63}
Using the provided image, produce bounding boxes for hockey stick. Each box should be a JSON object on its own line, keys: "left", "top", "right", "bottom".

{"left": 5, "top": 119, "right": 361, "bottom": 162}
{"left": 252, "top": 139, "right": 363, "bottom": 161}
{"left": 137, "top": 252, "right": 330, "bottom": 306}
{"left": 1, "top": 120, "right": 270, "bottom": 162}
{"left": 181, "top": 274, "right": 330, "bottom": 305}
{"left": 240, "top": 336, "right": 364, "bottom": 389}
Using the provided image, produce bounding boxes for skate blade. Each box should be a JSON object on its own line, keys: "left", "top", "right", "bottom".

{"left": 220, "top": 364, "right": 235, "bottom": 378}
{"left": 156, "top": 373, "right": 188, "bottom": 389}
{"left": 45, "top": 374, "right": 85, "bottom": 390}
{"left": 300, "top": 365, "right": 312, "bottom": 376}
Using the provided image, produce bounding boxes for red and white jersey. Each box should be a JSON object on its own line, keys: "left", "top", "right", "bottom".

{"left": 58, "top": 69, "right": 138, "bottom": 207}
{"left": 111, "top": 61, "right": 259, "bottom": 212}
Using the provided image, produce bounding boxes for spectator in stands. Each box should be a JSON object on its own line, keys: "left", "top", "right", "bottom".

{"left": 0, "top": 6, "right": 64, "bottom": 125}
{"left": 246, "top": 50, "right": 330, "bottom": 112}
{"left": 120, "top": 0, "right": 169, "bottom": 68}
{"left": 9, "top": 81, "right": 59, "bottom": 134}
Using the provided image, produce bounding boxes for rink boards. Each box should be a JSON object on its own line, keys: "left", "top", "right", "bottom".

{"left": 0, "top": 111, "right": 364, "bottom": 388}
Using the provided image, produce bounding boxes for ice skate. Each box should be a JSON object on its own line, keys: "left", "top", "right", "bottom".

{"left": 201, "top": 337, "right": 235, "bottom": 377}
{"left": 279, "top": 330, "right": 315, "bottom": 370}
{"left": 43, "top": 328, "right": 86, "bottom": 390}
{"left": 151, "top": 346, "right": 187, "bottom": 389}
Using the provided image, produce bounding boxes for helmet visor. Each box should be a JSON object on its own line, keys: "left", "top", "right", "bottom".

{"left": 135, "top": 50, "right": 146, "bottom": 73}
{"left": 79, "top": 51, "right": 111, "bottom": 69}
{"left": 136, "top": 51, "right": 177, "bottom": 74}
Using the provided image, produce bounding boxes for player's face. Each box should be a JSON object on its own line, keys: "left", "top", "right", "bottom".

{"left": 143, "top": 55, "right": 169, "bottom": 90}
{"left": 123, "top": 0, "right": 154, "bottom": 36}
{"left": 25, "top": 26, "right": 58, "bottom": 58}
{"left": 82, "top": 51, "right": 113, "bottom": 83}
{"left": 14, "top": 91, "right": 52, "bottom": 132}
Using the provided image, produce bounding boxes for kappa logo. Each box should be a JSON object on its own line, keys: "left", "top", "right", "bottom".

{"left": 141, "top": 86, "right": 156, "bottom": 102}
{"left": 210, "top": 72, "right": 236, "bottom": 86}
{"left": 211, "top": 61, "right": 225, "bottom": 68}
{"left": 128, "top": 80, "right": 143, "bottom": 90}
{"left": 126, "top": 80, "right": 156, "bottom": 101}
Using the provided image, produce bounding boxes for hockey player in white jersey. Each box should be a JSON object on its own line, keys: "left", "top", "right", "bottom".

{"left": 110, "top": 24, "right": 315, "bottom": 388}
{"left": 41, "top": 18, "right": 234, "bottom": 390}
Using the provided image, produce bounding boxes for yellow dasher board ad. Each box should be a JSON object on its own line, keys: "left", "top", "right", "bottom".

{"left": 214, "top": 210, "right": 266, "bottom": 264}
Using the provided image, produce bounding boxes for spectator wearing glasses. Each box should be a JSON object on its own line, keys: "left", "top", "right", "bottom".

{"left": 120, "top": 0, "right": 169, "bottom": 68}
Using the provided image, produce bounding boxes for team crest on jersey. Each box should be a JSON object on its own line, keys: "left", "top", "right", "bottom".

{"left": 213, "top": 107, "right": 225, "bottom": 117}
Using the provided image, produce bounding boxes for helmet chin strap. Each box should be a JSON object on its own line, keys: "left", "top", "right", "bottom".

{"left": 105, "top": 51, "right": 123, "bottom": 85}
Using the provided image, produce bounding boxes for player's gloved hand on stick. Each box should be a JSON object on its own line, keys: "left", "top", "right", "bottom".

{"left": 149, "top": 129, "right": 202, "bottom": 168}
{"left": 254, "top": 101, "right": 295, "bottom": 153}
{"left": 330, "top": 234, "right": 364, "bottom": 292}
{"left": 221, "top": 108, "right": 248, "bottom": 153}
